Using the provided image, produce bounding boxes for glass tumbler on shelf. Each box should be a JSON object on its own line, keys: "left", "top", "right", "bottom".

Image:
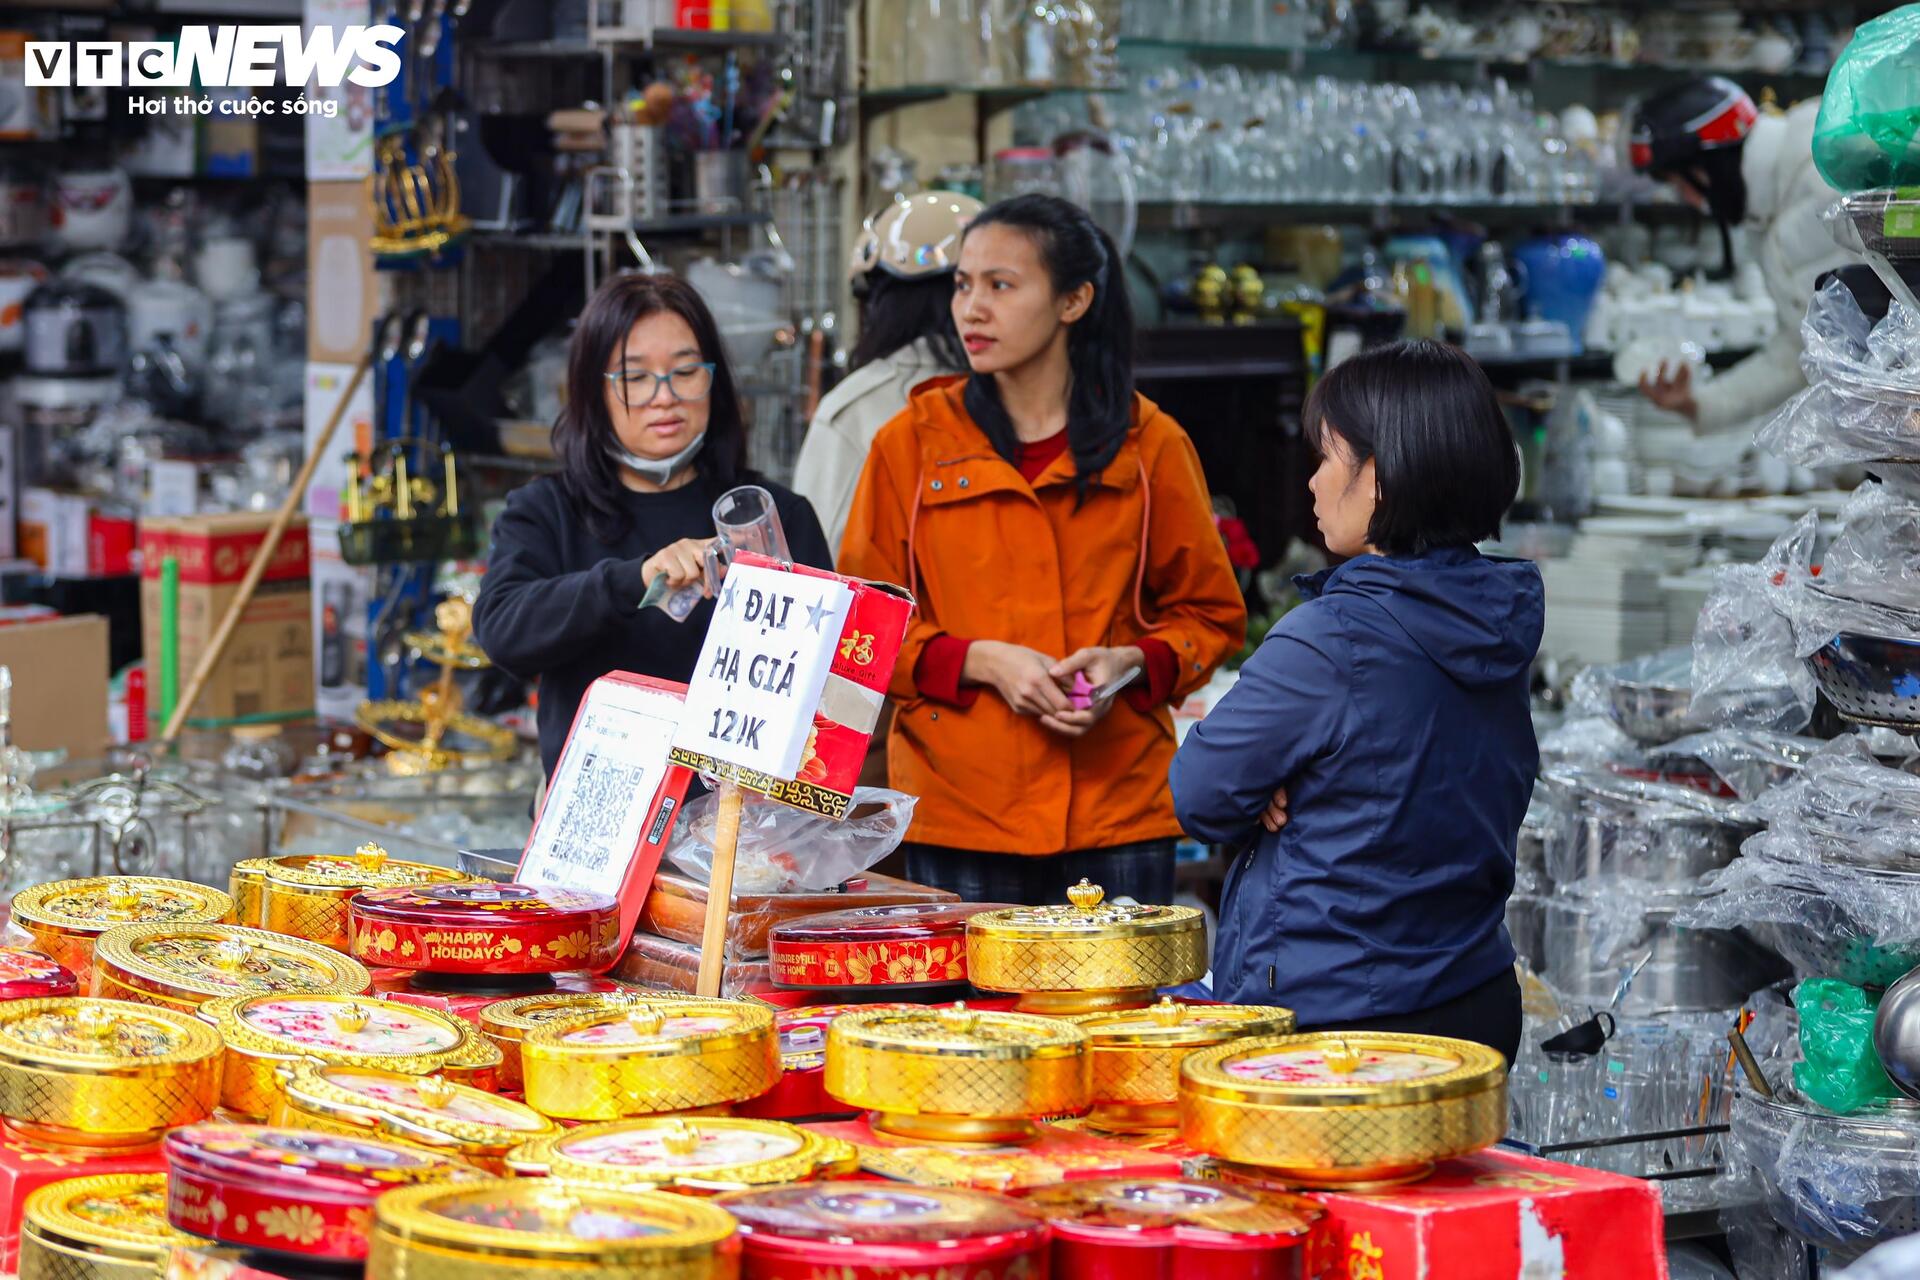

{"left": 904, "top": 0, "right": 983, "bottom": 88}
{"left": 989, "top": 147, "right": 1060, "bottom": 201}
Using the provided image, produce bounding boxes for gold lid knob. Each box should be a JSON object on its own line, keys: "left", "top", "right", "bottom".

{"left": 76, "top": 1004, "right": 120, "bottom": 1041}
{"left": 1067, "top": 879, "right": 1104, "bottom": 911}
{"left": 416, "top": 1075, "right": 455, "bottom": 1109}
{"left": 660, "top": 1119, "right": 700, "bottom": 1156}
{"left": 212, "top": 939, "right": 256, "bottom": 972}
{"left": 1324, "top": 1038, "right": 1361, "bottom": 1075}
{"left": 625, "top": 1007, "right": 667, "bottom": 1037}
{"left": 332, "top": 1004, "right": 371, "bottom": 1034}
{"left": 937, "top": 1002, "right": 977, "bottom": 1035}
{"left": 353, "top": 843, "right": 388, "bottom": 873}
{"left": 1149, "top": 996, "right": 1185, "bottom": 1027}
{"left": 106, "top": 880, "right": 140, "bottom": 914}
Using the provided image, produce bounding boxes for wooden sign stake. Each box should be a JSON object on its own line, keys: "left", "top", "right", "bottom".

{"left": 695, "top": 780, "right": 745, "bottom": 996}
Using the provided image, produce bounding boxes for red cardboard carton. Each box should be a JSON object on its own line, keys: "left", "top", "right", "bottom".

{"left": 0, "top": 1136, "right": 165, "bottom": 1271}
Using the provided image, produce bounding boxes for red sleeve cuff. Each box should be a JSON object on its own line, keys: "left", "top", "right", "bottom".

{"left": 1125, "top": 637, "right": 1180, "bottom": 711}
{"left": 914, "top": 634, "right": 981, "bottom": 708}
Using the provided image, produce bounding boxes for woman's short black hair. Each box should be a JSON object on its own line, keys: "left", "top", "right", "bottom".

{"left": 849, "top": 270, "right": 966, "bottom": 373}
{"left": 552, "top": 273, "right": 751, "bottom": 543}
{"left": 1301, "top": 339, "right": 1519, "bottom": 555}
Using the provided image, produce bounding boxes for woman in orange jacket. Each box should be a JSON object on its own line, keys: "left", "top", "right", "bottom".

{"left": 838, "top": 194, "right": 1246, "bottom": 905}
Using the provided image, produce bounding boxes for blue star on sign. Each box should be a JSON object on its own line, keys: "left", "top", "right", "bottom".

{"left": 805, "top": 597, "right": 831, "bottom": 633}
{"left": 719, "top": 583, "right": 738, "bottom": 614}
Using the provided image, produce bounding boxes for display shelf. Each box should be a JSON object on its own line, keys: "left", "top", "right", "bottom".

{"left": 858, "top": 84, "right": 1099, "bottom": 119}
{"left": 593, "top": 26, "right": 788, "bottom": 50}
{"left": 468, "top": 38, "right": 603, "bottom": 59}
{"left": 473, "top": 212, "right": 769, "bottom": 251}
{"left": 1474, "top": 344, "right": 1760, "bottom": 378}
{"left": 1137, "top": 197, "right": 1701, "bottom": 232}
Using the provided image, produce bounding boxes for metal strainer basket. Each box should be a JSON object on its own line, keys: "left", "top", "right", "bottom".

{"left": 1808, "top": 632, "right": 1920, "bottom": 729}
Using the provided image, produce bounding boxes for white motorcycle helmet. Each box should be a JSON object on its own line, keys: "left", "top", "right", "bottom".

{"left": 848, "top": 190, "right": 984, "bottom": 285}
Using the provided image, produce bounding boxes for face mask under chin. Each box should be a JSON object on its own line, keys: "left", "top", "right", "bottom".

{"left": 607, "top": 430, "right": 709, "bottom": 486}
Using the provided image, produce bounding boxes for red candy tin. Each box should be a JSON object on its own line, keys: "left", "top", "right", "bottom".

{"left": 0, "top": 947, "right": 76, "bottom": 1000}
{"left": 163, "top": 1123, "right": 482, "bottom": 1262}
{"left": 718, "top": 1181, "right": 1049, "bottom": 1280}
{"left": 1019, "top": 1178, "right": 1320, "bottom": 1280}
{"left": 735, "top": 1004, "right": 916, "bottom": 1122}
{"left": 768, "top": 903, "right": 1014, "bottom": 991}
{"left": 349, "top": 883, "right": 622, "bottom": 977}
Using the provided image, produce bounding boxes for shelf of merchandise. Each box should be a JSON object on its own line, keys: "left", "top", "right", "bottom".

{"left": 471, "top": 211, "right": 770, "bottom": 253}
{"left": 1135, "top": 197, "right": 1702, "bottom": 233}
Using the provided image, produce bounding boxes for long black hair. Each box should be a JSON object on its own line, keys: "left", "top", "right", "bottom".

{"left": 1301, "top": 339, "right": 1519, "bottom": 555}
{"left": 849, "top": 270, "right": 967, "bottom": 372}
{"left": 552, "top": 274, "right": 752, "bottom": 543}
{"left": 959, "top": 194, "right": 1135, "bottom": 502}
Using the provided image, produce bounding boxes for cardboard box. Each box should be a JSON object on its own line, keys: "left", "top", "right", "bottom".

{"left": 0, "top": 614, "right": 109, "bottom": 758}
{"left": 138, "top": 513, "right": 313, "bottom": 728}
{"left": 307, "top": 180, "right": 384, "bottom": 365}
{"left": 303, "top": 0, "right": 375, "bottom": 179}
{"left": 0, "top": 1137, "right": 165, "bottom": 1272}
{"left": 19, "top": 487, "right": 88, "bottom": 577}
{"left": 1202, "top": 1149, "right": 1667, "bottom": 1280}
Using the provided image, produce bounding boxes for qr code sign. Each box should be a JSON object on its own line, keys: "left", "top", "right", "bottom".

{"left": 547, "top": 751, "right": 648, "bottom": 875}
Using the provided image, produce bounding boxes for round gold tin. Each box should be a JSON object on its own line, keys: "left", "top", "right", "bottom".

{"left": 1178, "top": 1032, "right": 1509, "bottom": 1189}
{"left": 90, "top": 922, "right": 371, "bottom": 1013}
{"left": 207, "top": 992, "right": 476, "bottom": 1119}
{"left": 520, "top": 1000, "right": 779, "bottom": 1123}
{"left": 368, "top": 1177, "right": 740, "bottom": 1280}
{"left": 227, "top": 857, "right": 275, "bottom": 928}
{"left": 443, "top": 1031, "right": 506, "bottom": 1092}
{"left": 12, "top": 877, "right": 234, "bottom": 985}
{"left": 273, "top": 1062, "right": 559, "bottom": 1173}
{"left": 20, "top": 1173, "right": 198, "bottom": 1280}
{"left": 824, "top": 1003, "right": 1090, "bottom": 1144}
{"left": 259, "top": 844, "right": 475, "bottom": 952}
{"left": 0, "top": 998, "right": 221, "bottom": 1149}
{"left": 1066, "top": 998, "right": 1296, "bottom": 1133}
{"left": 966, "top": 880, "right": 1207, "bottom": 1014}
{"left": 505, "top": 1116, "right": 856, "bottom": 1192}
{"left": 479, "top": 990, "right": 698, "bottom": 1091}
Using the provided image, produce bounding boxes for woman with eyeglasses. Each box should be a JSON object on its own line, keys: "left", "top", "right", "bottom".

{"left": 473, "top": 274, "right": 833, "bottom": 781}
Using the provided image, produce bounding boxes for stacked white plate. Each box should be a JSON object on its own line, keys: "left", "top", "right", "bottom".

{"left": 1570, "top": 516, "right": 1705, "bottom": 574}
{"left": 1659, "top": 570, "right": 1719, "bottom": 647}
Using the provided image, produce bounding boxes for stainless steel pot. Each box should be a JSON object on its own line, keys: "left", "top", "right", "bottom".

{"left": 1543, "top": 893, "right": 1788, "bottom": 1015}
{"left": 1733, "top": 1085, "right": 1920, "bottom": 1264}
{"left": 1542, "top": 771, "right": 1751, "bottom": 888}
{"left": 1506, "top": 893, "right": 1546, "bottom": 971}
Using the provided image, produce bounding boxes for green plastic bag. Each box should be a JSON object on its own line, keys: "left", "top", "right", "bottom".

{"left": 1793, "top": 979, "right": 1900, "bottom": 1114}
{"left": 1815, "top": 5, "right": 1920, "bottom": 192}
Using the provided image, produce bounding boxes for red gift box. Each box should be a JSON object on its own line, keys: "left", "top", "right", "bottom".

{"left": 806, "top": 1117, "right": 1182, "bottom": 1192}
{"left": 1228, "top": 1149, "right": 1666, "bottom": 1280}
{"left": 380, "top": 971, "right": 629, "bottom": 1028}
{"left": 0, "top": 1137, "right": 165, "bottom": 1271}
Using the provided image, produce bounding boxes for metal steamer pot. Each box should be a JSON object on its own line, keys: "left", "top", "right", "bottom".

{"left": 1733, "top": 1085, "right": 1920, "bottom": 1264}
{"left": 1542, "top": 892, "right": 1788, "bottom": 1016}
{"left": 1541, "top": 770, "right": 1751, "bottom": 889}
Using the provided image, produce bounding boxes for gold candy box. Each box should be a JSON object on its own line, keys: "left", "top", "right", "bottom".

{"left": 1066, "top": 997, "right": 1296, "bottom": 1133}
{"left": 966, "top": 880, "right": 1207, "bottom": 1014}
{"left": 273, "top": 1061, "right": 559, "bottom": 1173}
{"left": 824, "top": 1003, "right": 1089, "bottom": 1144}
{"left": 1178, "top": 1031, "right": 1509, "bottom": 1190}
{"left": 506, "top": 1115, "right": 856, "bottom": 1193}
{"left": 11, "top": 877, "right": 234, "bottom": 985}
{"left": 519, "top": 999, "right": 779, "bottom": 1123}
{"left": 479, "top": 990, "right": 700, "bottom": 1092}
{"left": 20, "top": 1173, "right": 198, "bottom": 1280}
{"left": 89, "top": 922, "right": 370, "bottom": 1013}
{"left": 0, "top": 998, "right": 221, "bottom": 1150}
{"left": 369, "top": 1177, "right": 740, "bottom": 1280}
{"left": 235, "top": 844, "right": 475, "bottom": 951}
{"left": 203, "top": 992, "right": 483, "bottom": 1119}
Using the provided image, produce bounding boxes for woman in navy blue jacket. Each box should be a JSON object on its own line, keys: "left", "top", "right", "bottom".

{"left": 1170, "top": 340, "right": 1542, "bottom": 1063}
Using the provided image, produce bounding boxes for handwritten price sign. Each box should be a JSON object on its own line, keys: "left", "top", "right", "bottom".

{"left": 671, "top": 561, "right": 854, "bottom": 783}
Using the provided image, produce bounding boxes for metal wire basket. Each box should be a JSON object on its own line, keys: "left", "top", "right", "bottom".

{"left": 1807, "top": 632, "right": 1920, "bottom": 729}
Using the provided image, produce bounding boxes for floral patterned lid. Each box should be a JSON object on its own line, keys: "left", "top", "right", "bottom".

{"left": 163, "top": 1124, "right": 482, "bottom": 1200}
{"left": 12, "top": 877, "right": 233, "bottom": 934}
{"left": 720, "top": 1182, "right": 1046, "bottom": 1248}
{"left": 1017, "top": 1178, "right": 1320, "bottom": 1240}
{"left": 0, "top": 945, "right": 77, "bottom": 1000}
{"left": 23, "top": 1173, "right": 199, "bottom": 1261}
{"left": 772, "top": 903, "right": 1015, "bottom": 943}
{"left": 1181, "top": 1033, "right": 1508, "bottom": 1110}
{"left": 524, "top": 1117, "right": 851, "bottom": 1189}
{"left": 285, "top": 1064, "right": 555, "bottom": 1141}
{"left": 93, "top": 923, "right": 370, "bottom": 1001}
{"left": 218, "top": 994, "right": 466, "bottom": 1060}
{"left": 373, "top": 1180, "right": 737, "bottom": 1264}
{"left": 351, "top": 882, "right": 617, "bottom": 924}
{"left": 0, "top": 997, "right": 219, "bottom": 1068}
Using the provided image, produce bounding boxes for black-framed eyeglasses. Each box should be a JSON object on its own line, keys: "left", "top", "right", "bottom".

{"left": 605, "top": 362, "right": 716, "bottom": 405}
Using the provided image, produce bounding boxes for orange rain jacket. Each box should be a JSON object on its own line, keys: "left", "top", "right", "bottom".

{"left": 838, "top": 376, "right": 1248, "bottom": 855}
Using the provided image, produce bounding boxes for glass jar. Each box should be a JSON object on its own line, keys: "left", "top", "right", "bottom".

{"left": 221, "top": 724, "right": 296, "bottom": 782}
